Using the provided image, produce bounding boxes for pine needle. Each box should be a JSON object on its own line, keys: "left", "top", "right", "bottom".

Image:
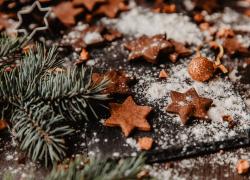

{"left": 46, "top": 154, "right": 149, "bottom": 180}
{"left": 0, "top": 35, "right": 111, "bottom": 165}
{"left": 0, "top": 34, "right": 25, "bottom": 69}
{"left": 11, "top": 103, "right": 74, "bottom": 166}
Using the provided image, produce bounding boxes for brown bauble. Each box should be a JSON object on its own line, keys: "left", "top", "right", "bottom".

{"left": 188, "top": 57, "right": 215, "bottom": 82}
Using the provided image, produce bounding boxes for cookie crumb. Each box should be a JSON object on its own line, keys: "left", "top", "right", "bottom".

{"left": 236, "top": 159, "right": 249, "bottom": 174}
{"left": 223, "top": 115, "right": 236, "bottom": 128}
{"left": 137, "top": 170, "right": 149, "bottom": 179}
{"left": 0, "top": 120, "right": 7, "bottom": 130}
{"left": 159, "top": 70, "right": 169, "bottom": 79}
{"left": 138, "top": 137, "right": 153, "bottom": 150}
{"left": 80, "top": 48, "right": 90, "bottom": 61}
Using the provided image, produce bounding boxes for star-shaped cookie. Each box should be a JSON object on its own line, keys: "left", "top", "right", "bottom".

{"left": 53, "top": 2, "right": 83, "bottom": 26}
{"left": 73, "top": 0, "right": 105, "bottom": 11}
{"left": 168, "top": 40, "right": 191, "bottom": 63}
{"left": 105, "top": 96, "right": 152, "bottom": 137}
{"left": 124, "top": 34, "right": 173, "bottom": 64}
{"left": 94, "top": 0, "right": 128, "bottom": 18}
{"left": 166, "top": 88, "right": 213, "bottom": 125}
{"left": 92, "top": 70, "right": 132, "bottom": 95}
{"left": 223, "top": 37, "right": 249, "bottom": 56}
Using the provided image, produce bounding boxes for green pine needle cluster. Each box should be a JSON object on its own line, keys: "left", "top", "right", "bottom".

{"left": 46, "top": 154, "right": 149, "bottom": 180}
{"left": 0, "top": 34, "right": 110, "bottom": 166}
{"left": 0, "top": 34, "right": 151, "bottom": 180}
{"left": 2, "top": 154, "right": 151, "bottom": 180}
{"left": 0, "top": 34, "right": 25, "bottom": 69}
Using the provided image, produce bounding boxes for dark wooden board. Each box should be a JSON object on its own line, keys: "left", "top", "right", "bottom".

{"left": 84, "top": 40, "right": 250, "bottom": 163}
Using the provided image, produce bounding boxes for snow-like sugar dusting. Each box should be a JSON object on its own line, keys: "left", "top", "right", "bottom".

{"left": 131, "top": 59, "right": 250, "bottom": 148}
{"left": 205, "top": 7, "right": 250, "bottom": 32}
{"left": 204, "top": 7, "right": 250, "bottom": 47}
{"left": 102, "top": 7, "right": 203, "bottom": 45}
{"left": 146, "top": 83, "right": 166, "bottom": 100}
{"left": 84, "top": 31, "right": 103, "bottom": 45}
{"left": 149, "top": 148, "right": 250, "bottom": 180}
{"left": 73, "top": 2, "right": 250, "bottom": 169}
{"left": 126, "top": 138, "right": 139, "bottom": 150}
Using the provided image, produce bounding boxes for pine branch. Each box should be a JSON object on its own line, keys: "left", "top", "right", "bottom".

{"left": 0, "top": 34, "right": 26, "bottom": 69}
{"left": 46, "top": 154, "right": 149, "bottom": 180}
{"left": 38, "top": 67, "right": 110, "bottom": 121}
{"left": 0, "top": 35, "right": 111, "bottom": 166}
{"left": 2, "top": 171, "right": 14, "bottom": 180}
{"left": 0, "top": 44, "right": 62, "bottom": 103}
{"left": 2, "top": 171, "right": 35, "bottom": 180}
{"left": 11, "top": 103, "right": 74, "bottom": 166}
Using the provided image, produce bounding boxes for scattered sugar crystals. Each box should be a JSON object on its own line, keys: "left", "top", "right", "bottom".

{"left": 90, "top": 34, "right": 250, "bottom": 157}
{"left": 126, "top": 138, "right": 139, "bottom": 150}
{"left": 130, "top": 59, "right": 250, "bottom": 149}
{"left": 84, "top": 31, "right": 103, "bottom": 45}
{"left": 102, "top": 7, "right": 203, "bottom": 45}
{"left": 149, "top": 148, "right": 250, "bottom": 179}
{"left": 205, "top": 7, "right": 250, "bottom": 33}
{"left": 146, "top": 83, "right": 167, "bottom": 100}
{"left": 5, "top": 154, "right": 14, "bottom": 161}
{"left": 0, "top": 144, "right": 41, "bottom": 179}
{"left": 2, "top": 1, "right": 250, "bottom": 178}
{"left": 61, "top": 22, "right": 88, "bottom": 45}
{"left": 204, "top": 7, "right": 250, "bottom": 47}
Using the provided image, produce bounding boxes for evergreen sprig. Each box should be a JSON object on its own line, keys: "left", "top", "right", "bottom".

{"left": 46, "top": 154, "right": 148, "bottom": 180}
{"left": 2, "top": 154, "right": 151, "bottom": 180}
{"left": 0, "top": 34, "right": 25, "bottom": 69}
{"left": 0, "top": 34, "right": 153, "bottom": 180}
{"left": 38, "top": 67, "right": 110, "bottom": 121}
{"left": 12, "top": 103, "right": 74, "bottom": 166}
{"left": 0, "top": 45, "right": 61, "bottom": 103}
{"left": 0, "top": 35, "right": 110, "bottom": 165}
{"left": 2, "top": 171, "right": 14, "bottom": 180}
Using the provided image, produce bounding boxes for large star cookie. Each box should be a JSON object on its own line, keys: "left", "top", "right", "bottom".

{"left": 166, "top": 88, "right": 213, "bottom": 125}
{"left": 105, "top": 96, "right": 152, "bottom": 136}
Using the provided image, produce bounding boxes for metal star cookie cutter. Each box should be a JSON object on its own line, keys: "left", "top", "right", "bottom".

{"left": 16, "top": 1, "right": 51, "bottom": 40}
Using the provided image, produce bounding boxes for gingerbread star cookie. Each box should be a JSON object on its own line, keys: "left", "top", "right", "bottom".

{"left": 124, "top": 34, "right": 173, "bottom": 64}
{"left": 223, "top": 37, "right": 249, "bottom": 56}
{"left": 73, "top": 0, "right": 105, "bottom": 11}
{"left": 104, "top": 96, "right": 152, "bottom": 137}
{"left": 166, "top": 88, "right": 213, "bottom": 125}
{"left": 92, "top": 70, "right": 132, "bottom": 95}
{"left": 94, "top": 0, "right": 128, "bottom": 18}
{"left": 53, "top": 2, "right": 83, "bottom": 26}
{"left": 168, "top": 40, "right": 191, "bottom": 63}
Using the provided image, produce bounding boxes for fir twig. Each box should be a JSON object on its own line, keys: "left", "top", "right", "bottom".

{"left": 2, "top": 171, "right": 35, "bottom": 180}
{"left": 11, "top": 103, "right": 74, "bottom": 166}
{"left": 2, "top": 171, "right": 14, "bottom": 180}
{"left": 46, "top": 154, "right": 149, "bottom": 180}
{"left": 38, "top": 67, "right": 110, "bottom": 121}
{"left": 0, "top": 34, "right": 25, "bottom": 69}
{"left": 0, "top": 44, "right": 62, "bottom": 103}
{"left": 0, "top": 35, "right": 111, "bottom": 165}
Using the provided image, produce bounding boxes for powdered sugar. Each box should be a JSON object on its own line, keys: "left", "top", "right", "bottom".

{"left": 149, "top": 148, "right": 250, "bottom": 180}
{"left": 126, "top": 138, "right": 139, "bottom": 150}
{"left": 84, "top": 31, "right": 103, "bottom": 45}
{"left": 146, "top": 83, "right": 166, "bottom": 100}
{"left": 205, "top": 7, "right": 250, "bottom": 33}
{"left": 131, "top": 58, "right": 250, "bottom": 149}
{"left": 102, "top": 7, "right": 203, "bottom": 45}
